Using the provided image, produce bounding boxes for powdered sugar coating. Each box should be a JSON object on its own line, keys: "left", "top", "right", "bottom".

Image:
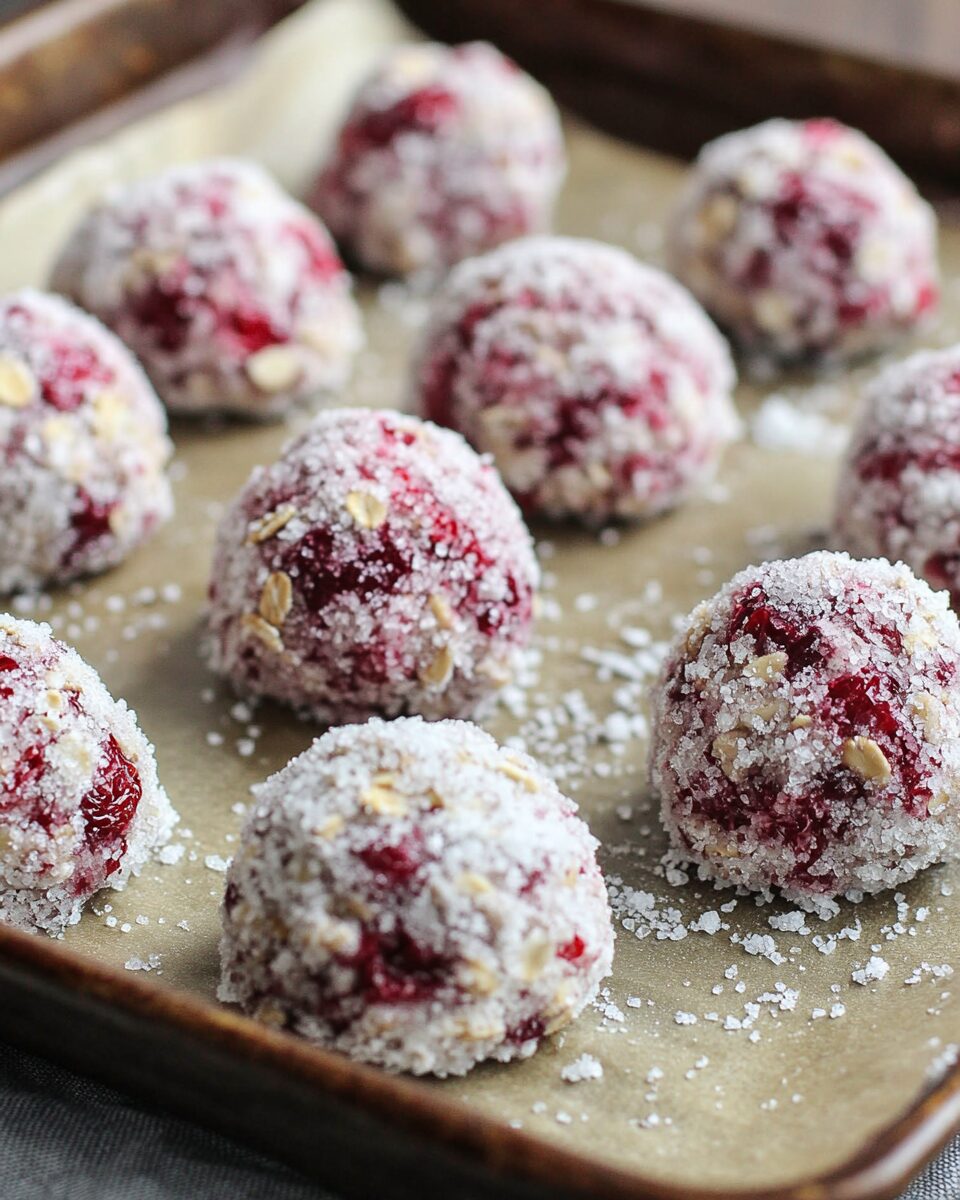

{"left": 50, "top": 159, "right": 362, "bottom": 418}
{"left": 836, "top": 347, "right": 960, "bottom": 605}
{"left": 218, "top": 718, "right": 613, "bottom": 1075}
{"left": 669, "top": 119, "right": 938, "bottom": 367}
{"left": 0, "top": 290, "right": 172, "bottom": 592}
{"left": 311, "top": 42, "right": 565, "bottom": 277}
{"left": 412, "top": 237, "right": 739, "bottom": 523}
{"left": 205, "top": 408, "right": 538, "bottom": 722}
{"left": 651, "top": 552, "right": 960, "bottom": 901}
{"left": 0, "top": 615, "right": 177, "bottom": 934}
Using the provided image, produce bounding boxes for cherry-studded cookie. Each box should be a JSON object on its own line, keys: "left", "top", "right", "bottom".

{"left": 311, "top": 42, "right": 565, "bottom": 277}
{"left": 51, "top": 159, "right": 362, "bottom": 419}
{"left": 836, "top": 346, "right": 960, "bottom": 606}
{"left": 0, "top": 616, "right": 176, "bottom": 934}
{"left": 651, "top": 552, "right": 960, "bottom": 902}
{"left": 218, "top": 718, "right": 613, "bottom": 1075}
{"left": 669, "top": 119, "right": 938, "bottom": 367}
{"left": 205, "top": 408, "right": 538, "bottom": 722}
{"left": 0, "top": 290, "right": 172, "bottom": 592}
{"left": 412, "top": 237, "right": 738, "bottom": 524}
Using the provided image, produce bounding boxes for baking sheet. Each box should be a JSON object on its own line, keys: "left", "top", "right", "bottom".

{"left": 3, "top": 0, "right": 960, "bottom": 1189}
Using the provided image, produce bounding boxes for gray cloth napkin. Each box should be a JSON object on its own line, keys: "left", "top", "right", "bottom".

{"left": 0, "top": 1041, "right": 954, "bottom": 1199}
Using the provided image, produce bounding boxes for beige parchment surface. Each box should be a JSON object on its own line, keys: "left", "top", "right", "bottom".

{"left": 3, "top": 0, "right": 960, "bottom": 1189}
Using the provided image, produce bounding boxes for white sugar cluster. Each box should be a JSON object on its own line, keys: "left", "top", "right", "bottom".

{"left": 837, "top": 345, "right": 960, "bottom": 601}
{"left": 607, "top": 876, "right": 690, "bottom": 942}
{"left": 51, "top": 159, "right": 362, "bottom": 418}
{"left": 313, "top": 41, "right": 565, "bottom": 277}
{"left": 651, "top": 551, "right": 960, "bottom": 901}
{"left": 218, "top": 718, "right": 613, "bottom": 1077}
{"left": 206, "top": 408, "right": 539, "bottom": 723}
{"left": 669, "top": 118, "right": 938, "bottom": 366}
{"left": 0, "top": 615, "right": 176, "bottom": 935}
{"left": 561, "top": 1053, "right": 603, "bottom": 1083}
{"left": 0, "top": 290, "right": 173, "bottom": 593}
{"left": 750, "top": 393, "right": 847, "bottom": 456}
{"left": 411, "top": 236, "right": 739, "bottom": 524}
{"left": 851, "top": 955, "right": 890, "bottom": 985}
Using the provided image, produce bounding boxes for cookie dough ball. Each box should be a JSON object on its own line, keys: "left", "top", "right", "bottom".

{"left": 0, "top": 616, "right": 177, "bottom": 934}
{"left": 311, "top": 42, "right": 565, "bottom": 277}
{"left": 219, "top": 718, "right": 613, "bottom": 1075}
{"left": 206, "top": 408, "right": 538, "bottom": 722}
{"left": 412, "top": 237, "right": 738, "bottom": 523}
{"left": 0, "top": 290, "right": 172, "bottom": 592}
{"left": 669, "top": 119, "right": 938, "bottom": 367}
{"left": 651, "top": 552, "right": 960, "bottom": 902}
{"left": 50, "top": 159, "right": 362, "bottom": 419}
{"left": 836, "top": 347, "right": 960, "bottom": 606}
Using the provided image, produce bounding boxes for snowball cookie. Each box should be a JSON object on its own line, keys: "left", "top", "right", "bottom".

{"left": 311, "top": 42, "right": 565, "bottom": 277}
{"left": 836, "top": 347, "right": 960, "bottom": 607}
{"left": 412, "top": 237, "right": 739, "bottom": 524}
{"left": 0, "top": 290, "right": 172, "bottom": 593}
{"left": 206, "top": 408, "right": 538, "bottom": 722}
{"left": 650, "top": 552, "right": 960, "bottom": 902}
{"left": 219, "top": 718, "right": 613, "bottom": 1074}
{"left": 50, "top": 159, "right": 362, "bottom": 419}
{"left": 0, "top": 616, "right": 176, "bottom": 934}
{"left": 669, "top": 119, "right": 939, "bottom": 367}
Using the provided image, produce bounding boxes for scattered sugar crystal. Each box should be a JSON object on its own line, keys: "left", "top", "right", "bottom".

{"left": 768, "top": 911, "right": 809, "bottom": 934}
{"left": 124, "top": 954, "right": 162, "bottom": 972}
{"left": 691, "top": 910, "right": 723, "bottom": 935}
{"left": 738, "top": 933, "right": 786, "bottom": 965}
{"left": 852, "top": 956, "right": 890, "bottom": 986}
{"left": 561, "top": 1054, "right": 604, "bottom": 1083}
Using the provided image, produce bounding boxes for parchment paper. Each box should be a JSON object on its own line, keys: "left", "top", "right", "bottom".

{"left": 3, "top": 0, "right": 960, "bottom": 1188}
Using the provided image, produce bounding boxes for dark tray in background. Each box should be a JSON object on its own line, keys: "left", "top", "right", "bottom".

{"left": 3, "top": 0, "right": 960, "bottom": 193}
